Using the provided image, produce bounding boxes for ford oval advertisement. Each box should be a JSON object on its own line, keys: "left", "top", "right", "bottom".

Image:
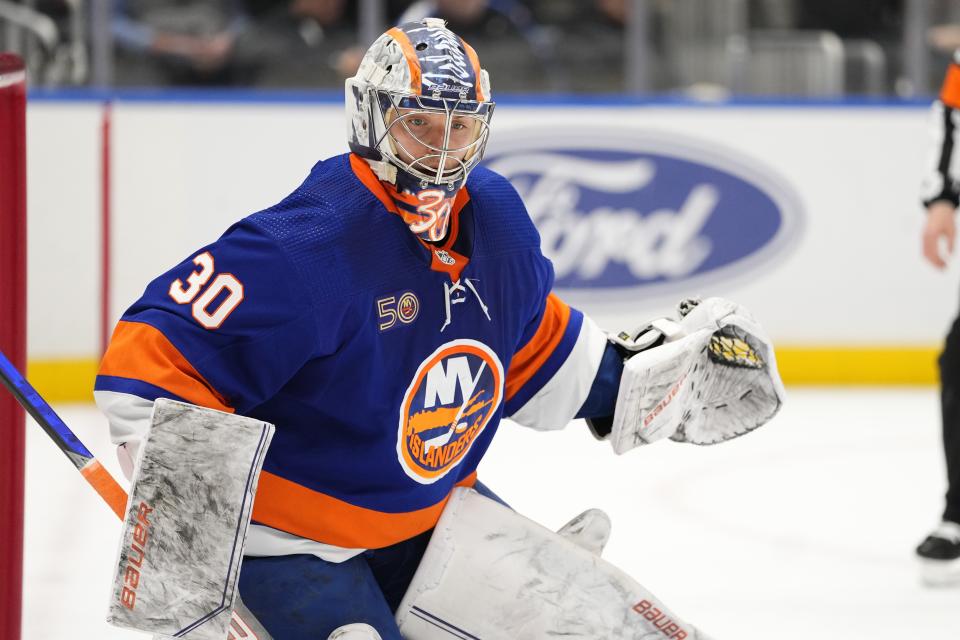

{"left": 483, "top": 129, "right": 803, "bottom": 302}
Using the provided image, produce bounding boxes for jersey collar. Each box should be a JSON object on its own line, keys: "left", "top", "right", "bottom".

{"left": 349, "top": 153, "right": 472, "bottom": 281}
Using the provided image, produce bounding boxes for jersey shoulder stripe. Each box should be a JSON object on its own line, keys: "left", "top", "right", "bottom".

{"left": 97, "top": 320, "right": 233, "bottom": 413}
{"left": 505, "top": 293, "right": 572, "bottom": 403}
{"left": 507, "top": 314, "right": 608, "bottom": 429}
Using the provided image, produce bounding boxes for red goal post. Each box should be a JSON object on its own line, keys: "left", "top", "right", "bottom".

{"left": 0, "top": 52, "right": 27, "bottom": 640}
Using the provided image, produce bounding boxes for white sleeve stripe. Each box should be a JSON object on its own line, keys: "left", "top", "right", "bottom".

{"left": 246, "top": 524, "right": 366, "bottom": 562}
{"left": 93, "top": 390, "right": 154, "bottom": 446}
{"left": 507, "top": 315, "right": 607, "bottom": 431}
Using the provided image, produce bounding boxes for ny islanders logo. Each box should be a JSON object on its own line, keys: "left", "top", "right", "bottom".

{"left": 397, "top": 340, "right": 504, "bottom": 484}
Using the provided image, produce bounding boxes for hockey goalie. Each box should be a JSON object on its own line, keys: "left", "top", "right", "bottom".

{"left": 95, "top": 18, "right": 785, "bottom": 640}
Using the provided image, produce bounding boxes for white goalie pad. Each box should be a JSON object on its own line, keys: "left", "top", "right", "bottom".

{"left": 328, "top": 623, "right": 384, "bottom": 639}
{"left": 610, "top": 297, "right": 785, "bottom": 453}
{"left": 396, "top": 488, "right": 713, "bottom": 640}
{"left": 107, "top": 398, "right": 275, "bottom": 640}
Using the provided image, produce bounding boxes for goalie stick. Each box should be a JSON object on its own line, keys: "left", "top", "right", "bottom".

{"left": 0, "top": 349, "right": 270, "bottom": 640}
{"left": 0, "top": 349, "right": 126, "bottom": 518}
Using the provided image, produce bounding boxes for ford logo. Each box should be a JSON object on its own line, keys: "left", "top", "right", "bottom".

{"left": 483, "top": 129, "right": 803, "bottom": 302}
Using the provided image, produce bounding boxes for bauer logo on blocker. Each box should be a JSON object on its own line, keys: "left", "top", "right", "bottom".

{"left": 484, "top": 129, "right": 802, "bottom": 299}
{"left": 398, "top": 340, "right": 503, "bottom": 484}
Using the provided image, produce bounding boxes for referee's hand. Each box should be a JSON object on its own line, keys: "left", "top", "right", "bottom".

{"left": 923, "top": 200, "right": 957, "bottom": 269}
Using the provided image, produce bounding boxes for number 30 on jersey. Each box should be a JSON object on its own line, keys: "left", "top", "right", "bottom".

{"left": 168, "top": 251, "right": 244, "bottom": 329}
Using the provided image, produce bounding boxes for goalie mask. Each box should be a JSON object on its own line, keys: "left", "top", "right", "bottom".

{"left": 346, "top": 18, "right": 494, "bottom": 241}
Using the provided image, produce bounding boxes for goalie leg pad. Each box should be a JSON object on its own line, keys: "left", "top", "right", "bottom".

{"left": 328, "top": 623, "right": 384, "bottom": 640}
{"left": 396, "top": 488, "right": 714, "bottom": 639}
{"left": 556, "top": 508, "right": 612, "bottom": 556}
{"left": 108, "top": 398, "right": 275, "bottom": 640}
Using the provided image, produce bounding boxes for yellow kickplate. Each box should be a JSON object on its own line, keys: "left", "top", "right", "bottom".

{"left": 23, "top": 347, "right": 941, "bottom": 404}
{"left": 773, "top": 347, "right": 939, "bottom": 385}
{"left": 27, "top": 358, "right": 99, "bottom": 403}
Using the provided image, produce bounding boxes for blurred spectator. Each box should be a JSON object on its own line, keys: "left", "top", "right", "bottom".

{"left": 548, "top": 0, "right": 627, "bottom": 93}
{"left": 748, "top": 0, "right": 794, "bottom": 30}
{"left": 36, "top": 0, "right": 71, "bottom": 23}
{"left": 241, "top": 0, "right": 359, "bottom": 88}
{"left": 112, "top": 0, "right": 257, "bottom": 86}
{"left": 530, "top": 0, "right": 638, "bottom": 93}
{"left": 7, "top": 0, "right": 86, "bottom": 85}
{"left": 396, "top": 0, "right": 560, "bottom": 93}
{"left": 793, "top": 0, "right": 901, "bottom": 39}
{"left": 795, "top": 0, "right": 902, "bottom": 83}
{"left": 399, "top": 0, "right": 526, "bottom": 27}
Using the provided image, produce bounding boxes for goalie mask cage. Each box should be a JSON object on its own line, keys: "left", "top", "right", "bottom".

{"left": 0, "top": 52, "right": 26, "bottom": 640}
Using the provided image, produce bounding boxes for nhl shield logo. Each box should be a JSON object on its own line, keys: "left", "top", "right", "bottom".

{"left": 397, "top": 339, "right": 504, "bottom": 484}
{"left": 434, "top": 249, "right": 456, "bottom": 266}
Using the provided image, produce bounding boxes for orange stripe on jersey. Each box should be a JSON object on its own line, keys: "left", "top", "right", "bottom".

{"left": 99, "top": 320, "right": 233, "bottom": 413}
{"left": 252, "top": 471, "right": 478, "bottom": 548}
{"left": 425, "top": 246, "right": 468, "bottom": 282}
{"left": 383, "top": 176, "right": 472, "bottom": 221}
{"left": 351, "top": 153, "right": 474, "bottom": 281}
{"left": 461, "top": 40, "right": 484, "bottom": 102}
{"left": 387, "top": 27, "right": 422, "bottom": 94}
{"left": 382, "top": 182, "right": 423, "bottom": 208}
{"left": 505, "top": 294, "right": 571, "bottom": 402}
{"left": 449, "top": 178, "right": 471, "bottom": 216}
{"left": 416, "top": 187, "right": 472, "bottom": 279}
{"left": 941, "top": 63, "right": 960, "bottom": 109}
{"left": 349, "top": 153, "right": 400, "bottom": 215}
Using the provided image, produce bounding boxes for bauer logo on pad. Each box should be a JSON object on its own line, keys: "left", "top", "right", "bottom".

{"left": 484, "top": 128, "right": 803, "bottom": 302}
{"left": 107, "top": 399, "right": 275, "bottom": 640}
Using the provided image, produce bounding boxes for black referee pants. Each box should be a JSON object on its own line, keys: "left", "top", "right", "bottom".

{"left": 938, "top": 311, "right": 960, "bottom": 524}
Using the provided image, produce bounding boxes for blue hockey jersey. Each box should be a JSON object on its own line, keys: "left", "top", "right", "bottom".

{"left": 95, "top": 153, "right": 607, "bottom": 554}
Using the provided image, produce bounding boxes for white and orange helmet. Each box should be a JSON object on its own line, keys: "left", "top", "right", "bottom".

{"left": 345, "top": 18, "right": 495, "bottom": 194}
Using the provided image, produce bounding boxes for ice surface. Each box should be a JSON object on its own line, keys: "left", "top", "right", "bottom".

{"left": 22, "top": 389, "right": 959, "bottom": 639}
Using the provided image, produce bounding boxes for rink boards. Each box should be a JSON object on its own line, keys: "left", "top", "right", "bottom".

{"left": 24, "top": 95, "right": 946, "bottom": 397}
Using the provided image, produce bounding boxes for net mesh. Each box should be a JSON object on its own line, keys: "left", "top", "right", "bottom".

{"left": 708, "top": 325, "right": 765, "bottom": 369}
